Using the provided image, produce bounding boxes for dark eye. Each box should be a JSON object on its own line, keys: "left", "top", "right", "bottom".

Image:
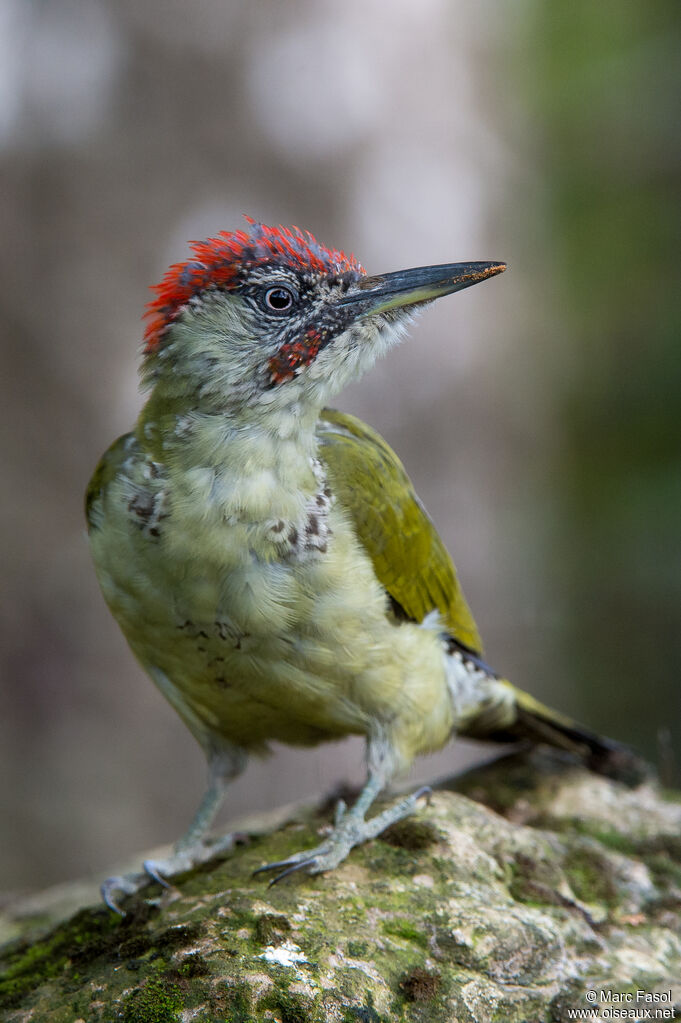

{"left": 264, "top": 286, "right": 296, "bottom": 313}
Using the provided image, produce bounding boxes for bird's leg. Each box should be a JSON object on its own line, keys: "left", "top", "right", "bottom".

{"left": 255, "top": 764, "right": 431, "bottom": 885}
{"left": 102, "top": 745, "right": 245, "bottom": 914}
{"left": 142, "top": 772, "right": 236, "bottom": 886}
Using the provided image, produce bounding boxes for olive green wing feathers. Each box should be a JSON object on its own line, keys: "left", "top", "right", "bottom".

{"left": 317, "top": 408, "right": 483, "bottom": 654}
{"left": 85, "top": 432, "right": 134, "bottom": 529}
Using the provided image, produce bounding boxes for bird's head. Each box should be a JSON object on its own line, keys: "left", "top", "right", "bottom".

{"left": 142, "top": 219, "right": 505, "bottom": 420}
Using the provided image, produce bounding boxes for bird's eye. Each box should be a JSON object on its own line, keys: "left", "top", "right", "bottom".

{"left": 263, "top": 286, "right": 296, "bottom": 313}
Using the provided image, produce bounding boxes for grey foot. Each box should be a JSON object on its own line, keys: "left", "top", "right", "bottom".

{"left": 101, "top": 831, "right": 238, "bottom": 914}
{"left": 255, "top": 786, "right": 431, "bottom": 886}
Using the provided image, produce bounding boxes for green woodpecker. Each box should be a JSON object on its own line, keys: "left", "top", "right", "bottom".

{"left": 86, "top": 220, "right": 640, "bottom": 910}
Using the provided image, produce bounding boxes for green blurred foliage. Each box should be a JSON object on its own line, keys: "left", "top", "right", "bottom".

{"left": 527, "top": 2, "right": 681, "bottom": 777}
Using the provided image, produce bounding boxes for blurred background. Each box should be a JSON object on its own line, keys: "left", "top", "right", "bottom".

{"left": 1, "top": 0, "right": 679, "bottom": 893}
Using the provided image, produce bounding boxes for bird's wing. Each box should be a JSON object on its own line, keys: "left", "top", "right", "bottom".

{"left": 316, "top": 408, "right": 483, "bottom": 654}
{"left": 85, "top": 432, "right": 134, "bottom": 529}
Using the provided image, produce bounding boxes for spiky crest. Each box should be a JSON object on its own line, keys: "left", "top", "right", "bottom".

{"left": 144, "top": 218, "right": 364, "bottom": 352}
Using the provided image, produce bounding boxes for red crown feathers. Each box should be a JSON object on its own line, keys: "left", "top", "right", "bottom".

{"left": 144, "top": 218, "right": 364, "bottom": 352}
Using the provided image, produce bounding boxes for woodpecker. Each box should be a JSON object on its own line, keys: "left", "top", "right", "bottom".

{"left": 86, "top": 219, "right": 641, "bottom": 910}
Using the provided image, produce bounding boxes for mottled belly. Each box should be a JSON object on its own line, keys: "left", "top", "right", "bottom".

{"left": 94, "top": 509, "right": 406, "bottom": 748}
{"left": 91, "top": 490, "right": 452, "bottom": 757}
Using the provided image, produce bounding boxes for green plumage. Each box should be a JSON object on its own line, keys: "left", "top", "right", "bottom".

{"left": 86, "top": 407, "right": 643, "bottom": 780}
{"left": 85, "top": 433, "right": 131, "bottom": 528}
{"left": 87, "top": 410, "right": 484, "bottom": 656}
{"left": 317, "top": 408, "right": 483, "bottom": 653}
{"left": 85, "top": 229, "right": 646, "bottom": 908}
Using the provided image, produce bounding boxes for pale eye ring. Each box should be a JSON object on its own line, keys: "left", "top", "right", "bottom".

{"left": 263, "top": 285, "right": 296, "bottom": 313}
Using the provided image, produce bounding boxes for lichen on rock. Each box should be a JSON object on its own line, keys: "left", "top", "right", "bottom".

{"left": 1, "top": 750, "right": 680, "bottom": 1021}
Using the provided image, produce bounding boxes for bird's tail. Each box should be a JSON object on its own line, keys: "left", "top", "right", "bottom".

{"left": 479, "top": 681, "right": 650, "bottom": 786}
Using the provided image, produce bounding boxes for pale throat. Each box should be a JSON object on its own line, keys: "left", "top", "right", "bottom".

{"left": 146, "top": 393, "right": 327, "bottom": 530}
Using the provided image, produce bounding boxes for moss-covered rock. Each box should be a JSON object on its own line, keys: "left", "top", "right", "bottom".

{"left": 2, "top": 750, "right": 680, "bottom": 1021}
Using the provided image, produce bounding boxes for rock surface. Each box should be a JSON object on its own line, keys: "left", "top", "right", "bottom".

{"left": 2, "top": 750, "right": 680, "bottom": 1022}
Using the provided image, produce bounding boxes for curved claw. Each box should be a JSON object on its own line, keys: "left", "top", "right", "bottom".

{"left": 143, "top": 860, "right": 173, "bottom": 889}
{"left": 101, "top": 874, "right": 141, "bottom": 916}
{"left": 253, "top": 852, "right": 319, "bottom": 882}
{"left": 252, "top": 856, "right": 302, "bottom": 877}
{"left": 267, "top": 857, "right": 318, "bottom": 887}
{"left": 413, "top": 785, "right": 433, "bottom": 805}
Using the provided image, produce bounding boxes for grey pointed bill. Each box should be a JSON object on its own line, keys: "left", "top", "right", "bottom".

{"left": 340, "top": 260, "right": 506, "bottom": 315}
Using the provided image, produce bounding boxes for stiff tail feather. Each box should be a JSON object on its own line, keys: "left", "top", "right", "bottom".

{"left": 489, "top": 684, "right": 650, "bottom": 787}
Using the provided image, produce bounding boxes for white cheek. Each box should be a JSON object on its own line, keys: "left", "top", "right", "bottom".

{"left": 305, "top": 313, "right": 417, "bottom": 398}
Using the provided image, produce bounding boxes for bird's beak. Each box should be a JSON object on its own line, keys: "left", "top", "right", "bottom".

{"left": 339, "top": 261, "right": 506, "bottom": 316}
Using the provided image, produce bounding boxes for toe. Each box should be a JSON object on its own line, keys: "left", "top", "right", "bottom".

{"left": 254, "top": 838, "right": 332, "bottom": 881}
{"left": 334, "top": 799, "right": 348, "bottom": 826}
{"left": 267, "top": 857, "right": 318, "bottom": 886}
{"left": 143, "top": 860, "right": 173, "bottom": 888}
{"left": 101, "top": 874, "right": 144, "bottom": 915}
{"left": 253, "top": 850, "right": 317, "bottom": 877}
